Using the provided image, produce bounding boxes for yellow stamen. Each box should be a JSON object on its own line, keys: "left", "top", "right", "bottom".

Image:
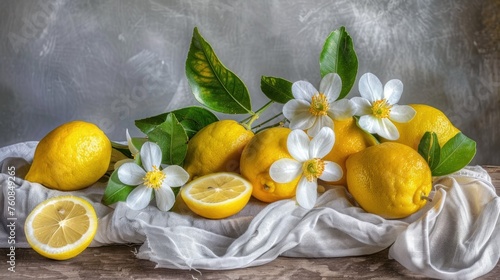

{"left": 309, "top": 93, "right": 330, "bottom": 116}
{"left": 371, "top": 99, "right": 392, "bottom": 118}
{"left": 302, "top": 158, "right": 326, "bottom": 182}
{"left": 143, "top": 165, "right": 166, "bottom": 189}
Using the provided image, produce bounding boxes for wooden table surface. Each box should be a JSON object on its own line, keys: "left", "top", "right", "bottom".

{"left": 2, "top": 166, "right": 499, "bottom": 280}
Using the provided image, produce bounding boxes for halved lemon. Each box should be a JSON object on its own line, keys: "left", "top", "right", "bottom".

{"left": 24, "top": 195, "right": 98, "bottom": 260}
{"left": 180, "top": 172, "right": 253, "bottom": 219}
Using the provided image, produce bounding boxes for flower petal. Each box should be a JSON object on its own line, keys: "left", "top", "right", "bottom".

{"left": 140, "top": 142, "right": 163, "bottom": 171}
{"left": 126, "top": 185, "right": 153, "bottom": 210}
{"left": 283, "top": 99, "right": 310, "bottom": 119}
{"left": 359, "top": 73, "right": 383, "bottom": 101}
{"left": 390, "top": 105, "right": 416, "bottom": 123}
{"left": 284, "top": 99, "right": 316, "bottom": 131}
{"left": 154, "top": 186, "right": 176, "bottom": 211}
{"left": 320, "top": 161, "right": 343, "bottom": 182}
{"left": 270, "top": 159, "right": 302, "bottom": 183}
{"left": 309, "top": 127, "right": 335, "bottom": 158}
{"left": 328, "top": 99, "right": 355, "bottom": 120}
{"left": 378, "top": 118, "right": 400, "bottom": 140}
{"left": 126, "top": 129, "right": 139, "bottom": 155}
{"left": 319, "top": 73, "right": 342, "bottom": 101}
{"left": 306, "top": 115, "right": 332, "bottom": 137}
{"left": 351, "top": 97, "right": 373, "bottom": 116}
{"left": 357, "top": 115, "right": 379, "bottom": 134}
{"left": 292, "top": 81, "right": 318, "bottom": 101}
{"left": 289, "top": 114, "right": 317, "bottom": 131}
{"left": 287, "top": 129, "right": 311, "bottom": 161}
{"left": 384, "top": 79, "right": 403, "bottom": 105}
{"left": 296, "top": 176, "right": 318, "bottom": 209}
{"left": 163, "top": 165, "right": 190, "bottom": 186}
{"left": 118, "top": 162, "right": 146, "bottom": 186}
{"left": 114, "top": 158, "right": 135, "bottom": 170}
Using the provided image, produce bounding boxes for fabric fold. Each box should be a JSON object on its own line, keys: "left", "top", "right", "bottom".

{"left": 389, "top": 167, "right": 500, "bottom": 280}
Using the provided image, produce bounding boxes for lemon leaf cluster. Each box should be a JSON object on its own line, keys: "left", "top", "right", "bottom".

{"left": 418, "top": 131, "right": 476, "bottom": 176}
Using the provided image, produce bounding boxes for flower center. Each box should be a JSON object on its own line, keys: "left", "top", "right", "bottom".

{"left": 309, "top": 93, "right": 330, "bottom": 116}
{"left": 302, "top": 158, "right": 325, "bottom": 182}
{"left": 371, "top": 99, "right": 392, "bottom": 118}
{"left": 143, "top": 165, "right": 166, "bottom": 189}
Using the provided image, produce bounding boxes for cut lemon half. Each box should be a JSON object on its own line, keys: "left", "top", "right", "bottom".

{"left": 180, "top": 172, "right": 253, "bottom": 219}
{"left": 24, "top": 195, "right": 98, "bottom": 260}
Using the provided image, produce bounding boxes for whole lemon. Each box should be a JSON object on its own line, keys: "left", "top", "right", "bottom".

{"left": 323, "top": 117, "right": 377, "bottom": 186}
{"left": 183, "top": 120, "right": 254, "bottom": 179}
{"left": 381, "top": 104, "right": 460, "bottom": 149}
{"left": 240, "top": 127, "right": 300, "bottom": 203}
{"left": 25, "top": 120, "right": 112, "bottom": 191}
{"left": 346, "top": 142, "right": 432, "bottom": 219}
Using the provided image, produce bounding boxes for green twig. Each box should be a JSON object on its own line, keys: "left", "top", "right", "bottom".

{"left": 241, "top": 100, "right": 274, "bottom": 129}
{"left": 255, "top": 118, "right": 288, "bottom": 134}
{"left": 253, "top": 112, "right": 284, "bottom": 130}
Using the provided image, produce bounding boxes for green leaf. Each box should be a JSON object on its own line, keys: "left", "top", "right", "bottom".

{"left": 260, "top": 76, "right": 294, "bottom": 104}
{"left": 185, "top": 27, "right": 252, "bottom": 114}
{"left": 147, "top": 113, "right": 188, "bottom": 165}
{"left": 432, "top": 132, "right": 476, "bottom": 176}
{"left": 418, "top": 131, "right": 441, "bottom": 170}
{"left": 102, "top": 169, "right": 135, "bottom": 206}
{"left": 319, "top": 26, "right": 358, "bottom": 99}
{"left": 135, "top": 106, "right": 218, "bottom": 139}
{"left": 170, "top": 107, "right": 218, "bottom": 138}
{"left": 130, "top": 137, "right": 148, "bottom": 152}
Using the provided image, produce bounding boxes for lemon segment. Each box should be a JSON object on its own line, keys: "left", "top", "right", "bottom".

{"left": 24, "top": 195, "right": 98, "bottom": 260}
{"left": 180, "top": 172, "right": 252, "bottom": 219}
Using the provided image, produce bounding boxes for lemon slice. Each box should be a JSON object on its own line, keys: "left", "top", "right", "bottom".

{"left": 180, "top": 172, "right": 253, "bottom": 219}
{"left": 24, "top": 195, "right": 98, "bottom": 260}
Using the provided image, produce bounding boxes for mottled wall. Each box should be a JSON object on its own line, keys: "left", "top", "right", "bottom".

{"left": 0, "top": 0, "right": 498, "bottom": 164}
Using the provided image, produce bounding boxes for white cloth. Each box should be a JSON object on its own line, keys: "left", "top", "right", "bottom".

{"left": 1, "top": 142, "right": 499, "bottom": 279}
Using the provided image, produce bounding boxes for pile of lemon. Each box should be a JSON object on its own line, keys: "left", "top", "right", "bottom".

{"left": 182, "top": 104, "right": 460, "bottom": 221}
{"left": 23, "top": 103, "right": 460, "bottom": 260}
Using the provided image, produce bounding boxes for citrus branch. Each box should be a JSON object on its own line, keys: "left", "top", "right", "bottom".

{"left": 241, "top": 100, "right": 274, "bottom": 129}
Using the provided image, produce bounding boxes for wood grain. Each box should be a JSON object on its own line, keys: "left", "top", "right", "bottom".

{"left": 1, "top": 166, "right": 499, "bottom": 280}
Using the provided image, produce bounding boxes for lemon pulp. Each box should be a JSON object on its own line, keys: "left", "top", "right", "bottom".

{"left": 24, "top": 195, "right": 98, "bottom": 260}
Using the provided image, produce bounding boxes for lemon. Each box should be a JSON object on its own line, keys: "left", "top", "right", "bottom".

{"left": 381, "top": 104, "right": 460, "bottom": 150}
{"left": 180, "top": 172, "right": 253, "bottom": 219}
{"left": 240, "top": 127, "right": 300, "bottom": 203}
{"left": 183, "top": 120, "right": 254, "bottom": 179}
{"left": 25, "top": 120, "right": 112, "bottom": 191}
{"left": 24, "top": 195, "right": 98, "bottom": 260}
{"left": 346, "top": 142, "right": 432, "bottom": 219}
{"left": 323, "top": 117, "right": 376, "bottom": 186}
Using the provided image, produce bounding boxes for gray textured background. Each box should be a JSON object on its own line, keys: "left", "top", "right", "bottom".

{"left": 0, "top": 0, "right": 498, "bottom": 164}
